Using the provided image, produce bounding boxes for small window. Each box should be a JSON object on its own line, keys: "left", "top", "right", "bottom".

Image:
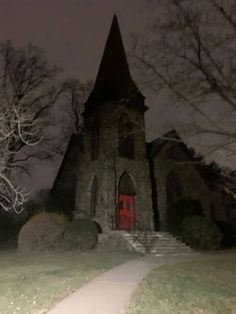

{"left": 91, "top": 118, "right": 99, "bottom": 160}
{"left": 119, "top": 117, "right": 135, "bottom": 159}
{"left": 166, "top": 170, "right": 183, "bottom": 205}
{"left": 90, "top": 176, "right": 97, "bottom": 217}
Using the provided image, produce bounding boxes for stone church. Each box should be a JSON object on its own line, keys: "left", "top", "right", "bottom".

{"left": 52, "top": 16, "right": 235, "bottom": 234}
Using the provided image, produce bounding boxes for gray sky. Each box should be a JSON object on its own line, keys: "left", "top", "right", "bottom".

{"left": 0, "top": 0, "right": 147, "bottom": 79}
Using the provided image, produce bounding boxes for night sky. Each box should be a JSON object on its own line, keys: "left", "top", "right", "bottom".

{"left": 0, "top": 0, "right": 146, "bottom": 79}
{"left": 1, "top": 0, "right": 235, "bottom": 193}
{"left": 0, "top": 0, "right": 171, "bottom": 137}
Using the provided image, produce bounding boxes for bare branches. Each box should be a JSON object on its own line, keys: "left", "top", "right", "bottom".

{"left": 0, "top": 40, "right": 93, "bottom": 213}
{"left": 0, "top": 174, "right": 27, "bottom": 214}
{"left": 0, "top": 41, "right": 66, "bottom": 214}
{"left": 62, "top": 78, "right": 93, "bottom": 133}
{"left": 131, "top": 0, "right": 236, "bottom": 161}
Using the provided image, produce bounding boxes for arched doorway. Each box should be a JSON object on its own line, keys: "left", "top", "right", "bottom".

{"left": 118, "top": 172, "right": 135, "bottom": 230}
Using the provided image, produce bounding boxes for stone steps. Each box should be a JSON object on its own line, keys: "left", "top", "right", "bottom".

{"left": 122, "top": 231, "right": 196, "bottom": 255}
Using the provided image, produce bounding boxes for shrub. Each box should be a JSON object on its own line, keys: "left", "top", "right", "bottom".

{"left": 0, "top": 214, "right": 23, "bottom": 248}
{"left": 17, "top": 212, "right": 68, "bottom": 253}
{"left": 167, "top": 197, "right": 203, "bottom": 235}
{"left": 97, "top": 232, "right": 135, "bottom": 251}
{"left": 64, "top": 219, "right": 98, "bottom": 250}
{"left": 215, "top": 221, "right": 236, "bottom": 248}
{"left": 181, "top": 215, "right": 222, "bottom": 250}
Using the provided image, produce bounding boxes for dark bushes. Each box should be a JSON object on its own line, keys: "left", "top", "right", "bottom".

{"left": 167, "top": 197, "right": 202, "bottom": 235}
{"left": 17, "top": 212, "right": 68, "bottom": 253}
{"left": 17, "top": 213, "right": 98, "bottom": 253}
{"left": 181, "top": 215, "right": 222, "bottom": 250}
{"left": 63, "top": 219, "right": 98, "bottom": 250}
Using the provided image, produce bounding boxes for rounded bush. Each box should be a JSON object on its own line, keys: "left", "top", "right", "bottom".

{"left": 64, "top": 219, "right": 98, "bottom": 250}
{"left": 0, "top": 214, "right": 21, "bottom": 245}
{"left": 167, "top": 197, "right": 202, "bottom": 235}
{"left": 181, "top": 216, "right": 222, "bottom": 250}
{"left": 17, "top": 212, "right": 68, "bottom": 253}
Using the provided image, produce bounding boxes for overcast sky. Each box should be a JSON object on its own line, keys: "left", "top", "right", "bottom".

{"left": 1, "top": 0, "right": 235, "bottom": 194}
{"left": 0, "top": 0, "right": 173, "bottom": 134}
{"left": 0, "top": 0, "right": 146, "bottom": 79}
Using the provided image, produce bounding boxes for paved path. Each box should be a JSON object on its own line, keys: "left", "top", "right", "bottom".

{"left": 47, "top": 253, "right": 204, "bottom": 314}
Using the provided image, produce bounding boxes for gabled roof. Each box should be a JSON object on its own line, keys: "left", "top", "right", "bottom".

{"left": 147, "top": 129, "right": 183, "bottom": 159}
{"left": 147, "top": 129, "right": 223, "bottom": 191}
{"left": 83, "top": 15, "right": 145, "bottom": 114}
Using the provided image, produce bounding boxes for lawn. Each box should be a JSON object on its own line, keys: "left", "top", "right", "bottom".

{"left": 126, "top": 254, "right": 236, "bottom": 314}
{"left": 0, "top": 249, "right": 138, "bottom": 314}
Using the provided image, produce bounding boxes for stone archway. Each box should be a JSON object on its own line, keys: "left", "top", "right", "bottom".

{"left": 118, "top": 172, "right": 135, "bottom": 230}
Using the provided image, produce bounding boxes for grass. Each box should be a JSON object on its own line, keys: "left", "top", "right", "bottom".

{"left": 0, "top": 249, "right": 138, "bottom": 314}
{"left": 126, "top": 254, "right": 236, "bottom": 314}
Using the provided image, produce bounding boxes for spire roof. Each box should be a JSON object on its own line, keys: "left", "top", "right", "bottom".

{"left": 84, "top": 15, "right": 144, "bottom": 111}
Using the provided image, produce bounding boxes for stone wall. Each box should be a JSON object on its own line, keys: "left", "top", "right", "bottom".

{"left": 152, "top": 149, "right": 218, "bottom": 230}
{"left": 75, "top": 102, "right": 153, "bottom": 233}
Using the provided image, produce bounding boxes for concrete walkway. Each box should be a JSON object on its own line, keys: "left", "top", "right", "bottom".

{"left": 47, "top": 253, "right": 204, "bottom": 314}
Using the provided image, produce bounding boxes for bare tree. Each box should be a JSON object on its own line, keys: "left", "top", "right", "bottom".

{"left": 131, "top": 0, "right": 236, "bottom": 161}
{"left": 62, "top": 78, "right": 93, "bottom": 134}
{"left": 0, "top": 41, "right": 71, "bottom": 213}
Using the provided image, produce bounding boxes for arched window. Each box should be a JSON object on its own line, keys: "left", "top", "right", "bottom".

{"left": 91, "top": 118, "right": 99, "bottom": 160}
{"left": 90, "top": 176, "right": 97, "bottom": 217}
{"left": 166, "top": 170, "right": 183, "bottom": 205}
{"left": 119, "top": 172, "right": 136, "bottom": 195}
{"left": 119, "top": 116, "right": 135, "bottom": 159}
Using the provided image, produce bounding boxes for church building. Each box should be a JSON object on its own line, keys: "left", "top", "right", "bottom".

{"left": 52, "top": 16, "right": 235, "bottom": 235}
{"left": 75, "top": 15, "right": 153, "bottom": 233}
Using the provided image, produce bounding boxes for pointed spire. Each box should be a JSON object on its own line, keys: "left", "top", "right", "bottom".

{"left": 84, "top": 15, "right": 144, "bottom": 112}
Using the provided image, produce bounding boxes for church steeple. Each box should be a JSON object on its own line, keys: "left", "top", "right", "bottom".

{"left": 84, "top": 15, "right": 145, "bottom": 113}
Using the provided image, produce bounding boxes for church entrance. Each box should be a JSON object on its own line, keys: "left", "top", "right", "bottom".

{"left": 118, "top": 172, "right": 135, "bottom": 230}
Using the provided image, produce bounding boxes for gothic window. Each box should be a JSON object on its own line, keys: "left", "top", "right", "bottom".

{"left": 119, "top": 116, "right": 135, "bottom": 159}
{"left": 119, "top": 172, "right": 136, "bottom": 195}
{"left": 166, "top": 170, "right": 183, "bottom": 205}
{"left": 91, "top": 118, "right": 99, "bottom": 160}
{"left": 90, "top": 176, "right": 97, "bottom": 217}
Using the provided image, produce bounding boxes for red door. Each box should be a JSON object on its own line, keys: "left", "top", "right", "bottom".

{"left": 118, "top": 194, "right": 135, "bottom": 230}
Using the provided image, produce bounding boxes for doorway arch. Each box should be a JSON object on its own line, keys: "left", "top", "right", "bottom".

{"left": 118, "top": 172, "right": 135, "bottom": 230}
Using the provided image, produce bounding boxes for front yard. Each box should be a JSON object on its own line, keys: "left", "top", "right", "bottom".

{"left": 126, "top": 253, "right": 236, "bottom": 314}
{"left": 0, "top": 250, "right": 138, "bottom": 314}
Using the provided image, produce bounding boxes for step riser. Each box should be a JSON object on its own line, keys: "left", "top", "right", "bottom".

{"left": 125, "top": 237, "right": 186, "bottom": 242}
{"left": 153, "top": 249, "right": 191, "bottom": 251}
{"left": 121, "top": 231, "right": 194, "bottom": 255}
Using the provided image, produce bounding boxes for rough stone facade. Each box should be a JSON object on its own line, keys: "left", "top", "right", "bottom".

{"left": 151, "top": 148, "right": 213, "bottom": 230}
{"left": 75, "top": 103, "right": 153, "bottom": 233}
